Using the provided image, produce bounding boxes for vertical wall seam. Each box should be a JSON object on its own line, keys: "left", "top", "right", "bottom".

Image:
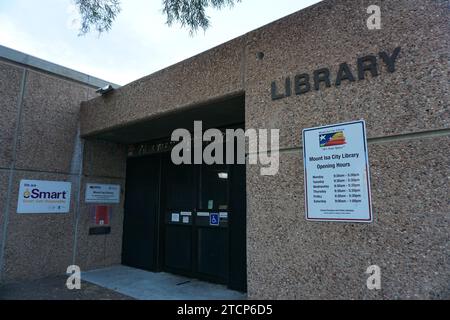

{"left": 0, "top": 69, "right": 28, "bottom": 281}
{"left": 71, "top": 129, "right": 84, "bottom": 266}
{"left": 103, "top": 234, "right": 107, "bottom": 267}
{"left": 71, "top": 88, "right": 89, "bottom": 266}
{"left": 241, "top": 35, "right": 250, "bottom": 288}
{"left": 241, "top": 36, "right": 248, "bottom": 92}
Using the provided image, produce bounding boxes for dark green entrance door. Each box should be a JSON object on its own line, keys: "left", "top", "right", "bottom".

{"left": 162, "top": 155, "right": 231, "bottom": 284}
{"left": 122, "top": 144, "right": 247, "bottom": 292}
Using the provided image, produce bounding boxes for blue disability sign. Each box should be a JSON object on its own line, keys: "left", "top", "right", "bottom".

{"left": 210, "top": 213, "right": 219, "bottom": 226}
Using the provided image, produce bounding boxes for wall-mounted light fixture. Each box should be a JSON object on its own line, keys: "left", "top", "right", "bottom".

{"left": 96, "top": 84, "right": 115, "bottom": 95}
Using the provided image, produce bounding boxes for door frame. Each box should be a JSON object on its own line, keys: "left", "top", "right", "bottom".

{"left": 122, "top": 123, "right": 247, "bottom": 291}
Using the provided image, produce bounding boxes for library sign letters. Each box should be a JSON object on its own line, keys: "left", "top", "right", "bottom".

{"left": 302, "top": 121, "right": 372, "bottom": 222}
{"left": 271, "top": 47, "right": 401, "bottom": 100}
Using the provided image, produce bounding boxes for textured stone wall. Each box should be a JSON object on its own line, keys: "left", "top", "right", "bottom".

{"left": 80, "top": 37, "right": 246, "bottom": 136}
{"left": 80, "top": 0, "right": 449, "bottom": 299}
{"left": 3, "top": 0, "right": 448, "bottom": 299}
{"left": 244, "top": 0, "right": 449, "bottom": 299}
{"left": 0, "top": 59, "right": 126, "bottom": 283}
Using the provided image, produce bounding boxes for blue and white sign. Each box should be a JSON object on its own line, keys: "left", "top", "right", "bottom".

{"left": 17, "top": 180, "right": 71, "bottom": 214}
{"left": 302, "top": 120, "right": 372, "bottom": 223}
{"left": 210, "top": 213, "right": 220, "bottom": 226}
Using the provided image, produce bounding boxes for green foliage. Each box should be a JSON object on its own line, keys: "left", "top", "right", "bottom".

{"left": 76, "top": 0, "right": 121, "bottom": 35}
{"left": 162, "top": 0, "right": 241, "bottom": 34}
{"left": 74, "top": 0, "right": 241, "bottom": 35}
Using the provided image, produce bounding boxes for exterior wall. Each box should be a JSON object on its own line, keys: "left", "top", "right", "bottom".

{"left": 80, "top": 0, "right": 449, "bottom": 299}
{"left": 75, "top": 141, "right": 127, "bottom": 271}
{"left": 247, "top": 137, "right": 449, "bottom": 299}
{"left": 244, "top": 0, "right": 450, "bottom": 300}
{"left": 0, "top": 56, "right": 125, "bottom": 283}
{"left": 80, "top": 37, "right": 246, "bottom": 136}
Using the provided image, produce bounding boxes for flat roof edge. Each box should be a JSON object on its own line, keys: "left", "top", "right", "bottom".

{"left": 0, "top": 44, "right": 119, "bottom": 89}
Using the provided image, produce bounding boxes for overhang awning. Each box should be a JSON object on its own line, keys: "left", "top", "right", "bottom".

{"left": 86, "top": 95, "right": 245, "bottom": 145}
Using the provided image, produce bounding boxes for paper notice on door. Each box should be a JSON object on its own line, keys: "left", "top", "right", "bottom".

{"left": 171, "top": 213, "right": 180, "bottom": 223}
{"left": 197, "top": 212, "right": 209, "bottom": 217}
{"left": 219, "top": 212, "right": 228, "bottom": 219}
{"left": 180, "top": 211, "right": 192, "bottom": 216}
{"left": 182, "top": 216, "right": 189, "bottom": 224}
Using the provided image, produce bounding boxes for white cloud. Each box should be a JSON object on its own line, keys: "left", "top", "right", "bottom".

{"left": 66, "top": 4, "right": 82, "bottom": 32}
{"left": 0, "top": 14, "right": 38, "bottom": 55}
{"left": 0, "top": 0, "right": 323, "bottom": 85}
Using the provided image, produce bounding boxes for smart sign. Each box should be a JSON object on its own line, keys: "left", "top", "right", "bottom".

{"left": 302, "top": 120, "right": 372, "bottom": 222}
{"left": 17, "top": 180, "right": 71, "bottom": 214}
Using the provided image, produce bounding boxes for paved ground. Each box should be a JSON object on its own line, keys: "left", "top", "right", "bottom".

{"left": 0, "top": 275, "right": 133, "bottom": 300}
{"left": 82, "top": 265, "right": 247, "bottom": 300}
{"left": 0, "top": 265, "right": 246, "bottom": 300}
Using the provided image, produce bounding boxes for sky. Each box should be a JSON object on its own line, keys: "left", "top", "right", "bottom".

{"left": 0, "top": 0, "right": 322, "bottom": 85}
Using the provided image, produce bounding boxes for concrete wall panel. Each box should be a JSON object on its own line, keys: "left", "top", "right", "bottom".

{"left": 247, "top": 136, "right": 450, "bottom": 299}
{"left": 14, "top": 71, "right": 89, "bottom": 174}
{"left": 1, "top": 171, "right": 76, "bottom": 282}
{"left": 83, "top": 140, "right": 127, "bottom": 179}
{"left": 0, "top": 62, "right": 23, "bottom": 169}
{"left": 80, "top": 37, "right": 245, "bottom": 136}
{"left": 244, "top": 0, "right": 449, "bottom": 149}
{"left": 0, "top": 60, "right": 116, "bottom": 282}
{"left": 0, "top": 170, "right": 10, "bottom": 254}
{"left": 75, "top": 177, "right": 125, "bottom": 271}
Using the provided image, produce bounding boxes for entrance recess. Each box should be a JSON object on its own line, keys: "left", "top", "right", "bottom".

{"left": 121, "top": 96, "right": 247, "bottom": 292}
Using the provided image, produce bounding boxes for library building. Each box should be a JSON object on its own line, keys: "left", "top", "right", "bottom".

{"left": 0, "top": 0, "right": 448, "bottom": 299}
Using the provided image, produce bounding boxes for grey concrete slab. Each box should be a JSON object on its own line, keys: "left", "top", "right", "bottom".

{"left": 82, "top": 265, "right": 247, "bottom": 300}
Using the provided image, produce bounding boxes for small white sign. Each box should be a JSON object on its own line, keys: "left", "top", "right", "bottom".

{"left": 85, "top": 184, "right": 120, "bottom": 204}
{"left": 17, "top": 180, "right": 71, "bottom": 214}
{"left": 171, "top": 213, "right": 180, "bottom": 223}
{"left": 182, "top": 216, "right": 190, "bottom": 224}
{"left": 302, "top": 120, "right": 372, "bottom": 222}
{"left": 219, "top": 212, "right": 228, "bottom": 219}
{"left": 197, "top": 212, "right": 209, "bottom": 217}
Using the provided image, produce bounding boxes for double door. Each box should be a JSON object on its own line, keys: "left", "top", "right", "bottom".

{"left": 122, "top": 151, "right": 246, "bottom": 291}
{"left": 163, "top": 154, "right": 230, "bottom": 284}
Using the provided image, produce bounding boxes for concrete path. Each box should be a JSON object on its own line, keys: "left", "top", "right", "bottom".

{"left": 82, "top": 265, "right": 247, "bottom": 300}
{"left": 0, "top": 275, "right": 132, "bottom": 300}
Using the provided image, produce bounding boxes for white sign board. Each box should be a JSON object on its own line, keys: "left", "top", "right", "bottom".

{"left": 171, "top": 213, "right": 180, "bottom": 223}
{"left": 17, "top": 180, "right": 71, "bottom": 214}
{"left": 85, "top": 184, "right": 120, "bottom": 204}
{"left": 302, "top": 120, "right": 372, "bottom": 222}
